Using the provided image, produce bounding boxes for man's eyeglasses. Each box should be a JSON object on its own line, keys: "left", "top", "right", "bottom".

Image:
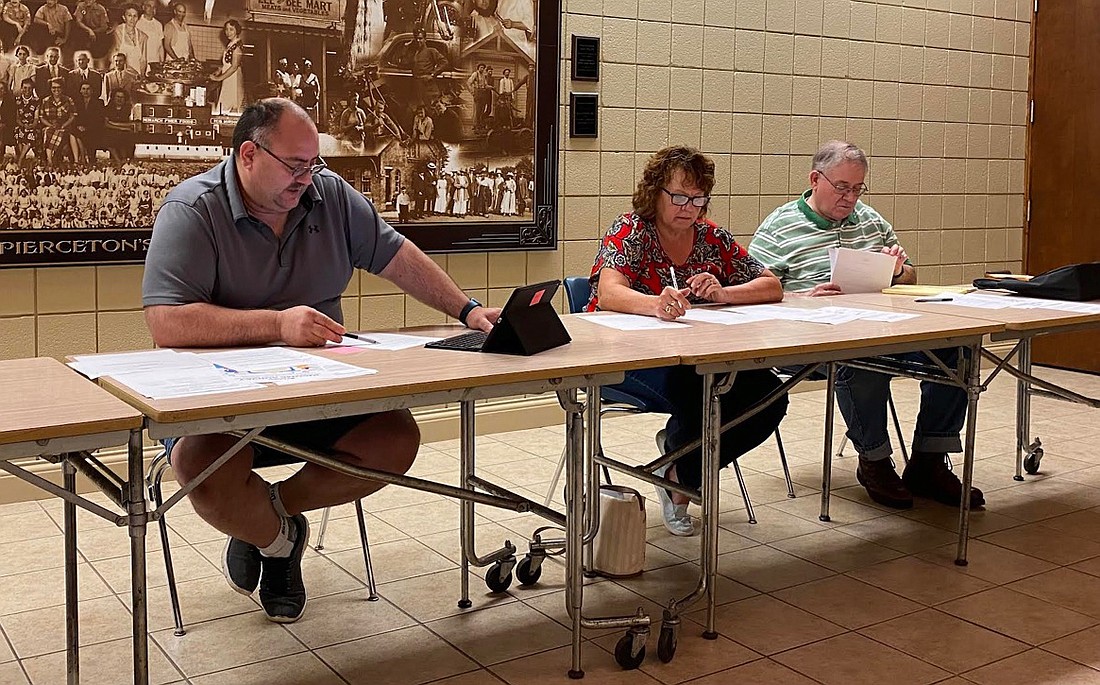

{"left": 817, "top": 172, "right": 869, "bottom": 198}
{"left": 252, "top": 141, "right": 327, "bottom": 179}
{"left": 661, "top": 188, "right": 710, "bottom": 208}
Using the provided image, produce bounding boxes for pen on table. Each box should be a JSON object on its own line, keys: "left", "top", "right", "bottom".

{"left": 914, "top": 297, "right": 953, "bottom": 303}
{"left": 343, "top": 333, "right": 379, "bottom": 344}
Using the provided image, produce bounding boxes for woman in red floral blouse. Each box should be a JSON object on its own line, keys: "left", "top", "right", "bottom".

{"left": 587, "top": 145, "right": 789, "bottom": 536}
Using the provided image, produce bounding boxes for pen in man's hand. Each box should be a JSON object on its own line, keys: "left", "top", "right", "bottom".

{"left": 343, "top": 333, "right": 379, "bottom": 344}
{"left": 914, "top": 297, "right": 953, "bottom": 303}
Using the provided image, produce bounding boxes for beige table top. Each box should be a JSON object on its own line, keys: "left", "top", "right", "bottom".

{"left": 100, "top": 315, "right": 679, "bottom": 427}
{"left": 843, "top": 292, "right": 1100, "bottom": 335}
{"left": 0, "top": 357, "right": 142, "bottom": 446}
{"left": 670, "top": 296, "right": 1004, "bottom": 368}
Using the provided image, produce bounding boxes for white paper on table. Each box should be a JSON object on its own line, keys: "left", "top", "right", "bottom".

{"left": 679, "top": 308, "right": 768, "bottom": 325}
{"left": 816, "top": 306, "right": 920, "bottom": 323}
{"left": 729, "top": 304, "right": 810, "bottom": 321}
{"left": 109, "top": 366, "right": 267, "bottom": 399}
{"left": 926, "top": 292, "right": 1015, "bottom": 309}
{"left": 576, "top": 313, "right": 690, "bottom": 330}
{"left": 68, "top": 349, "right": 209, "bottom": 379}
{"left": 199, "top": 348, "right": 376, "bottom": 385}
{"left": 329, "top": 332, "right": 444, "bottom": 351}
{"left": 1003, "top": 298, "right": 1100, "bottom": 314}
{"left": 828, "top": 247, "right": 898, "bottom": 294}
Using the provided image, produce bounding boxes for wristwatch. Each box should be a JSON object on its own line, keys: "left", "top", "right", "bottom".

{"left": 458, "top": 298, "right": 482, "bottom": 327}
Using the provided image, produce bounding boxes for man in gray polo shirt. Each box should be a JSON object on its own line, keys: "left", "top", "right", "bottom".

{"left": 142, "top": 98, "right": 499, "bottom": 623}
{"left": 750, "top": 140, "right": 983, "bottom": 512}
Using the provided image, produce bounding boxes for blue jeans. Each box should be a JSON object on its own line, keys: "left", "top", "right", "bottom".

{"left": 834, "top": 348, "right": 967, "bottom": 462}
{"left": 615, "top": 365, "right": 788, "bottom": 490}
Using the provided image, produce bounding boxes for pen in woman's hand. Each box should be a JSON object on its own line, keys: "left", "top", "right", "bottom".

{"left": 343, "top": 333, "right": 379, "bottom": 344}
{"left": 670, "top": 266, "right": 679, "bottom": 290}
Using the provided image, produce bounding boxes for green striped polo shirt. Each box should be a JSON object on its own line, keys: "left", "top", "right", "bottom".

{"left": 748, "top": 190, "right": 904, "bottom": 293}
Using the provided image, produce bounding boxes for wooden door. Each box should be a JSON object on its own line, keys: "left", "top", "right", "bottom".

{"left": 1026, "top": 1, "right": 1100, "bottom": 373}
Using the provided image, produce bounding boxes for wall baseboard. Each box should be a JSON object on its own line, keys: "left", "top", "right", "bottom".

{"left": 0, "top": 339, "right": 1021, "bottom": 505}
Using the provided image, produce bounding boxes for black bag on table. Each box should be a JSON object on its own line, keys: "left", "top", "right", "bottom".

{"left": 972, "top": 263, "right": 1100, "bottom": 302}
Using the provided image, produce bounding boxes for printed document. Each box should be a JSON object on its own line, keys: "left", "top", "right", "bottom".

{"left": 328, "top": 333, "right": 445, "bottom": 351}
{"left": 577, "top": 313, "right": 690, "bottom": 330}
{"left": 829, "top": 247, "right": 897, "bottom": 294}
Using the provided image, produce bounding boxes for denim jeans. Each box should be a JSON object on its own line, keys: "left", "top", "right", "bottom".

{"left": 834, "top": 348, "right": 967, "bottom": 462}
{"left": 615, "top": 365, "right": 789, "bottom": 490}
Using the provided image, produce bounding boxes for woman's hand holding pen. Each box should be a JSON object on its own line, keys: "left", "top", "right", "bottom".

{"left": 656, "top": 286, "right": 691, "bottom": 321}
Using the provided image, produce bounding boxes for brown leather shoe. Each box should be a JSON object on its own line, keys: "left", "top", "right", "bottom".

{"left": 903, "top": 452, "right": 985, "bottom": 508}
{"left": 856, "top": 456, "right": 913, "bottom": 509}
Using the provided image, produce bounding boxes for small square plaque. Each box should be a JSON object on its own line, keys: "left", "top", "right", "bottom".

{"left": 569, "top": 92, "right": 598, "bottom": 138}
{"left": 571, "top": 35, "right": 600, "bottom": 81}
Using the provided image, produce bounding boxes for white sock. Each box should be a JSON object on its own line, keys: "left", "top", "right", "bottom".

{"left": 268, "top": 482, "right": 291, "bottom": 518}
{"left": 258, "top": 515, "right": 297, "bottom": 558}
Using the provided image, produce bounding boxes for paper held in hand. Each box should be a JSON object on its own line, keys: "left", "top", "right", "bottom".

{"left": 828, "top": 247, "right": 898, "bottom": 294}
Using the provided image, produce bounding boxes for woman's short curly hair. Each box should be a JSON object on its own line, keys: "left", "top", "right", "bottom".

{"left": 632, "top": 145, "right": 715, "bottom": 221}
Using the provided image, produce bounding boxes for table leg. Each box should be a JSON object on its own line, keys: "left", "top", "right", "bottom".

{"left": 819, "top": 363, "right": 837, "bottom": 523}
{"left": 458, "top": 400, "right": 474, "bottom": 609}
{"left": 127, "top": 430, "right": 149, "bottom": 685}
{"left": 956, "top": 343, "right": 982, "bottom": 566}
{"left": 564, "top": 388, "right": 586, "bottom": 678}
{"left": 1014, "top": 338, "right": 1033, "bottom": 481}
{"left": 700, "top": 373, "right": 721, "bottom": 639}
{"left": 63, "top": 457, "right": 79, "bottom": 685}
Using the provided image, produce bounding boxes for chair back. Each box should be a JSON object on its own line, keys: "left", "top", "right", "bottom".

{"left": 564, "top": 276, "right": 591, "bottom": 314}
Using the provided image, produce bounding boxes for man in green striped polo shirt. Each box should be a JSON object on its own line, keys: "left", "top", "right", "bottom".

{"left": 749, "top": 140, "right": 984, "bottom": 511}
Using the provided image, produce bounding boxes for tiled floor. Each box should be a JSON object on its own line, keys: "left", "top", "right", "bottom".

{"left": 2, "top": 368, "right": 1100, "bottom": 684}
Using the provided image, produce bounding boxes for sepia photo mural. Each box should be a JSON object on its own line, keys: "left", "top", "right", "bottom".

{"left": 0, "top": 0, "right": 561, "bottom": 266}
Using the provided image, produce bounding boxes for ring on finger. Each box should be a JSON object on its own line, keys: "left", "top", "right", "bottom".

{"left": 663, "top": 304, "right": 673, "bottom": 314}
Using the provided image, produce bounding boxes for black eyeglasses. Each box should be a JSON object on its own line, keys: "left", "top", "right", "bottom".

{"left": 661, "top": 187, "right": 710, "bottom": 208}
{"left": 817, "top": 172, "right": 868, "bottom": 197}
{"left": 252, "top": 141, "right": 327, "bottom": 179}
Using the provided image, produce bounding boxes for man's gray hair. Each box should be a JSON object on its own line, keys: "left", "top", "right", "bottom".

{"left": 232, "top": 97, "right": 313, "bottom": 153}
{"left": 811, "top": 140, "right": 868, "bottom": 173}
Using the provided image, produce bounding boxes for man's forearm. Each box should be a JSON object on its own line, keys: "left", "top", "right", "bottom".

{"left": 144, "top": 303, "right": 279, "bottom": 348}
{"left": 380, "top": 240, "right": 468, "bottom": 319}
{"left": 893, "top": 264, "right": 917, "bottom": 285}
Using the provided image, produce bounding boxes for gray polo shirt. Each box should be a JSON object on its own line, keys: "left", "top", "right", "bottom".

{"left": 142, "top": 154, "right": 404, "bottom": 323}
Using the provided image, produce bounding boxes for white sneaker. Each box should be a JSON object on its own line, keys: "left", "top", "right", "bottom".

{"left": 653, "top": 433, "right": 695, "bottom": 537}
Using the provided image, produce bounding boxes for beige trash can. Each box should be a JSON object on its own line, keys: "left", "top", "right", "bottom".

{"left": 591, "top": 485, "right": 647, "bottom": 578}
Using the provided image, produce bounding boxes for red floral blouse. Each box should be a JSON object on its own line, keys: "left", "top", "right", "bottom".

{"left": 586, "top": 212, "right": 765, "bottom": 311}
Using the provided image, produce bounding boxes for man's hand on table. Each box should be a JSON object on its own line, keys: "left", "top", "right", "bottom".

{"left": 277, "top": 306, "right": 346, "bottom": 346}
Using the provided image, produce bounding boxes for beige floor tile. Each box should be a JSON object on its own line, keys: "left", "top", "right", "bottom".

{"left": 962, "top": 648, "right": 1100, "bottom": 685}
{"left": 405, "top": 449, "right": 462, "bottom": 477}
{"left": 733, "top": 471, "right": 817, "bottom": 505}
{"left": 73, "top": 523, "right": 171, "bottom": 562}
{"left": 190, "top": 652, "right": 345, "bottom": 684}
{"left": 899, "top": 504, "right": 1022, "bottom": 537}
{"left": 1007, "top": 568, "right": 1100, "bottom": 620}
{"left": 93, "top": 542, "right": 219, "bottom": 595}
{"left": 839, "top": 514, "right": 958, "bottom": 554}
{"left": 719, "top": 505, "right": 830, "bottom": 543}
{"left": 152, "top": 611, "right": 305, "bottom": 677}
{"left": 2, "top": 595, "right": 133, "bottom": 658}
{"left": 523, "top": 584, "right": 663, "bottom": 639}
{"left": 716, "top": 545, "right": 834, "bottom": 593}
{"left": 590, "top": 630, "right": 759, "bottom": 684}
{"left": 687, "top": 657, "right": 822, "bottom": 684}
{"left": 859, "top": 608, "right": 1028, "bottom": 673}
{"left": 0, "top": 511, "right": 62, "bottom": 546}
{"left": 939, "top": 586, "right": 1099, "bottom": 646}
{"left": 773, "top": 575, "right": 922, "bottom": 630}
{"left": 428, "top": 601, "right": 572, "bottom": 666}
{"left": 22, "top": 636, "right": 182, "bottom": 685}
{"left": 165, "top": 512, "right": 228, "bottom": 546}
{"left": 1070, "top": 555, "right": 1100, "bottom": 579}
{"left": 847, "top": 556, "right": 993, "bottom": 605}
{"left": 1038, "top": 508, "right": 1100, "bottom": 541}
{"left": 329, "top": 537, "right": 455, "bottom": 586}
{"left": 0, "top": 662, "right": 28, "bottom": 684}
{"left": 1044, "top": 625, "right": 1100, "bottom": 670}
{"left": 986, "top": 483, "right": 1100, "bottom": 523}
{"left": 0, "top": 564, "right": 111, "bottom": 616}
{"left": 614, "top": 562, "right": 756, "bottom": 608}
{"left": 771, "top": 528, "right": 905, "bottom": 573}
{"left": 705, "top": 595, "right": 844, "bottom": 656}
{"left": 283, "top": 590, "right": 416, "bottom": 649}
{"left": 374, "top": 500, "right": 467, "bottom": 538}
{"left": 0, "top": 632, "right": 13, "bottom": 663}
{"left": 427, "top": 672, "right": 507, "bottom": 685}
{"left": 771, "top": 492, "right": 891, "bottom": 525}
{"left": 488, "top": 644, "right": 664, "bottom": 685}
{"left": 645, "top": 523, "right": 757, "bottom": 562}
{"left": 482, "top": 458, "right": 564, "bottom": 488}
{"left": 915, "top": 539, "right": 1056, "bottom": 585}
{"left": 135, "top": 574, "right": 260, "bottom": 633}
{"left": 305, "top": 509, "right": 409, "bottom": 552}
{"left": 0, "top": 538, "right": 64, "bottom": 578}
{"left": 491, "top": 427, "right": 566, "bottom": 459}
{"left": 317, "top": 624, "right": 478, "bottom": 685}
{"left": 358, "top": 481, "right": 445, "bottom": 511}
{"left": 380, "top": 569, "right": 516, "bottom": 623}
{"left": 774, "top": 632, "right": 949, "bottom": 685}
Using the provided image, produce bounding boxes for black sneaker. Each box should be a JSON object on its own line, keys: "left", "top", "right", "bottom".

{"left": 258, "top": 514, "right": 310, "bottom": 624}
{"left": 222, "top": 536, "right": 262, "bottom": 596}
{"left": 903, "top": 452, "right": 985, "bottom": 509}
{"left": 856, "top": 456, "right": 913, "bottom": 509}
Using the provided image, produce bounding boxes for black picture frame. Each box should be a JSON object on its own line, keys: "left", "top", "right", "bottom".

{"left": 569, "top": 92, "right": 597, "bottom": 138}
{"left": 570, "top": 34, "right": 599, "bottom": 81}
{"left": 0, "top": 0, "right": 562, "bottom": 267}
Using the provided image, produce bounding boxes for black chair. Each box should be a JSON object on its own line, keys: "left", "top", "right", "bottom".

{"left": 544, "top": 276, "right": 796, "bottom": 523}
{"left": 147, "top": 446, "right": 378, "bottom": 636}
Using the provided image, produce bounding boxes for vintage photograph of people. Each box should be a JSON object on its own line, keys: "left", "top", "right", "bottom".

{"left": 0, "top": 0, "right": 544, "bottom": 263}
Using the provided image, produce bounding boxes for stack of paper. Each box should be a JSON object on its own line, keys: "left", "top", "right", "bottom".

{"left": 828, "top": 247, "right": 897, "bottom": 294}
